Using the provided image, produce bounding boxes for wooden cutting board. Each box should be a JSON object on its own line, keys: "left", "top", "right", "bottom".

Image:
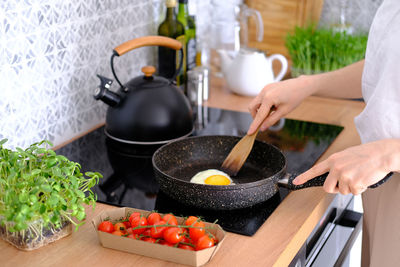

{"left": 245, "top": 0, "right": 324, "bottom": 58}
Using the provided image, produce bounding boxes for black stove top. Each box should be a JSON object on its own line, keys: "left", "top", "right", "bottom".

{"left": 56, "top": 107, "right": 343, "bottom": 236}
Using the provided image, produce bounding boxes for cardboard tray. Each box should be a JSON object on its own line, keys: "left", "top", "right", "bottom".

{"left": 92, "top": 207, "right": 226, "bottom": 267}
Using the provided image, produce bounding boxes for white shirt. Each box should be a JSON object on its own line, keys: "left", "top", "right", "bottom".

{"left": 354, "top": 0, "right": 400, "bottom": 143}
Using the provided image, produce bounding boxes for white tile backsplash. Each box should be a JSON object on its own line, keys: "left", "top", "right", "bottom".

{"left": 0, "top": 0, "right": 163, "bottom": 149}
{"left": 0, "top": 0, "right": 383, "bottom": 149}
{"left": 319, "top": 0, "right": 383, "bottom": 32}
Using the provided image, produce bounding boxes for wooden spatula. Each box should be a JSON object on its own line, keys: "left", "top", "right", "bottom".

{"left": 221, "top": 108, "right": 275, "bottom": 176}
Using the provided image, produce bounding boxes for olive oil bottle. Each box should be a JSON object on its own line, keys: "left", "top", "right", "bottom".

{"left": 158, "top": 0, "right": 186, "bottom": 91}
{"left": 177, "top": 0, "right": 197, "bottom": 72}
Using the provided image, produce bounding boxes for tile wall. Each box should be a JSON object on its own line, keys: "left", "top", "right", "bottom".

{"left": 0, "top": 0, "right": 383, "bottom": 149}
{"left": 0, "top": 0, "right": 163, "bottom": 149}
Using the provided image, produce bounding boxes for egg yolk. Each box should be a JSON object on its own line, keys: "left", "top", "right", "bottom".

{"left": 204, "top": 175, "right": 231, "bottom": 185}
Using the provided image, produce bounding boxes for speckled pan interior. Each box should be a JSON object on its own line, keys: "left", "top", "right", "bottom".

{"left": 152, "top": 135, "right": 287, "bottom": 210}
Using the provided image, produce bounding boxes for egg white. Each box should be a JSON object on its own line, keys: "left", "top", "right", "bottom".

{"left": 190, "top": 169, "right": 234, "bottom": 185}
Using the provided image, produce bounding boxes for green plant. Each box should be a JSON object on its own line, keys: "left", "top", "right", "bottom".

{"left": 285, "top": 25, "right": 368, "bottom": 76}
{"left": 283, "top": 120, "right": 343, "bottom": 145}
{"left": 0, "top": 139, "right": 102, "bottom": 236}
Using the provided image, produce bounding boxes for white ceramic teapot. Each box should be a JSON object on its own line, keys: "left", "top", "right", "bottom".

{"left": 219, "top": 48, "right": 288, "bottom": 96}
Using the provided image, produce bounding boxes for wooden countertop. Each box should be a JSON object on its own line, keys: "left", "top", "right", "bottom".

{"left": 1, "top": 77, "right": 365, "bottom": 267}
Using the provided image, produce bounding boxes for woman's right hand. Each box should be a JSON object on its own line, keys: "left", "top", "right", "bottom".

{"left": 247, "top": 75, "right": 316, "bottom": 135}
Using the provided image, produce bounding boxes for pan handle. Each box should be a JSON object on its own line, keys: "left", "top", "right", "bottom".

{"left": 281, "top": 172, "right": 393, "bottom": 190}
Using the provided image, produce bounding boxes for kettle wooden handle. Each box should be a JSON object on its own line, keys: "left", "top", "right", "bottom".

{"left": 113, "top": 36, "right": 182, "bottom": 56}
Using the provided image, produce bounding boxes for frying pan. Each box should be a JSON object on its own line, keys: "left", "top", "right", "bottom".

{"left": 152, "top": 135, "right": 392, "bottom": 210}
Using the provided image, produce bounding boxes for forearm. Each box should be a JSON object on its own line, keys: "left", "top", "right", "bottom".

{"left": 300, "top": 60, "right": 364, "bottom": 99}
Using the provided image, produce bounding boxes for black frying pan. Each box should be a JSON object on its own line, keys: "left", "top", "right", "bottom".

{"left": 152, "top": 135, "right": 392, "bottom": 210}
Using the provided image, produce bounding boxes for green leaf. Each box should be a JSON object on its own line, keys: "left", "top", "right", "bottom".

{"left": 20, "top": 204, "right": 29, "bottom": 214}
{"left": 14, "top": 221, "right": 28, "bottom": 231}
{"left": 71, "top": 203, "right": 78, "bottom": 212}
{"left": 31, "top": 186, "right": 40, "bottom": 194}
{"left": 41, "top": 184, "right": 52, "bottom": 192}
{"left": 56, "top": 155, "right": 68, "bottom": 162}
{"left": 18, "top": 192, "right": 29, "bottom": 203}
{"left": 53, "top": 183, "right": 61, "bottom": 192}
{"left": 76, "top": 191, "right": 85, "bottom": 199}
{"left": 39, "top": 204, "right": 47, "bottom": 214}
{"left": 0, "top": 139, "right": 8, "bottom": 146}
{"left": 29, "top": 194, "right": 38, "bottom": 204}
{"left": 46, "top": 159, "right": 58, "bottom": 168}
{"left": 78, "top": 204, "right": 85, "bottom": 211}
{"left": 48, "top": 194, "right": 59, "bottom": 206}
{"left": 76, "top": 211, "right": 86, "bottom": 221}
{"left": 31, "top": 169, "right": 41, "bottom": 176}
{"left": 51, "top": 214, "right": 59, "bottom": 224}
{"left": 59, "top": 197, "right": 67, "bottom": 205}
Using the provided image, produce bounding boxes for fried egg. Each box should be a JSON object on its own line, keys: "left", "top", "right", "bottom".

{"left": 190, "top": 169, "right": 234, "bottom": 185}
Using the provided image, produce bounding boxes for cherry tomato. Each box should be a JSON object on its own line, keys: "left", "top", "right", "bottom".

{"left": 178, "top": 244, "right": 195, "bottom": 251}
{"left": 150, "top": 220, "right": 167, "bottom": 239}
{"left": 185, "top": 216, "right": 199, "bottom": 226}
{"left": 130, "top": 215, "right": 148, "bottom": 234}
{"left": 142, "top": 228, "right": 151, "bottom": 237}
{"left": 195, "top": 235, "right": 215, "bottom": 251}
{"left": 126, "top": 227, "right": 133, "bottom": 235}
{"left": 111, "top": 230, "right": 124, "bottom": 236}
{"left": 127, "top": 233, "right": 140, "bottom": 240}
{"left": 189, "top": 221, "right": 205, "bottom": 242}
{"left": 114, "top": 222, "right": 126, "bottom": 232}
{"left": 163, "top": 214, "right": 178, "bottom": 225}
{"left": 129, "top": 212, "right": 141, "bottom": 222}
{"left": 181, "top": 235, "right": 192, "bottom": 244}
{"left": 147, "top": 212, "right": 162, "bottom": 225}
{"left": 98, "top": 221, "right": 114, "bottom": 233}
{"left": 122, "top": 220, "right": 131, "bottom": 228}
{"left": 211, "top": 235, "right": 218, "bottom": 244}
{"left": 163, "top": 227, "right": 184, "bottom": 244}
{"left": 142, "top": 237, "right": 157, "bottom": 243}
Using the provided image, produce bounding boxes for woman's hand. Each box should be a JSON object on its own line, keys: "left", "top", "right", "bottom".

{"left": 293, "top": 139, "right": 400, "bottom": 195}
{"left": 247, "top": 61, "right": 365, "bottom": 135}
{"left": 247, "top": 75, "right": 316, "bottom": 135}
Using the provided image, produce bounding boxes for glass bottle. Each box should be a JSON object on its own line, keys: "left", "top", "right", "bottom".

{"left": 178, "top": 0, "right": 196, "bottom": 71}
{"left": 187, "top": 15, "right": 197, "bottom": 69}
{"left": 158, "top": 0, "right": 186, "bottom": 90}
{"left": 177, "top": 0, "right": 197, "bottom": 91}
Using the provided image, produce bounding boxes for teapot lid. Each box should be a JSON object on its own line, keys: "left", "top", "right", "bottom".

{"left": 123, "top": 65, "right": 172, "bottom": 92}
{"left": 239, "top": 47, "right": 265, "bottom": 55}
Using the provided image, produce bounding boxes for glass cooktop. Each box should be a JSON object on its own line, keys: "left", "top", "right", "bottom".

{"left": 56, "top": 106, "right": 343, "bottom": 236}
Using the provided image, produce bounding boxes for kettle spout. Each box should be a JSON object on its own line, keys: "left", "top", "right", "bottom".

{"left": 94, "top": 75, "right": 121, "bottom": 107}
{"left": 217, "top": 50, "right": 236, "bottom": 76}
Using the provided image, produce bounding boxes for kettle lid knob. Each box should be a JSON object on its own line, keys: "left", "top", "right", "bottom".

{"left": 141, "top": 66, "right": 156, "bottom": 77}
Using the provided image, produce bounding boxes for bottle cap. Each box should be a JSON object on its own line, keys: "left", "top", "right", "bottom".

{"left": 166, "top": 0, "right": 177, "bottom": 8}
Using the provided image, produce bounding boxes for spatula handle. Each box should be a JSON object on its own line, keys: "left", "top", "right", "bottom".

{"left": 283, "top": 172, "right": 393, "bottom": 190}
{"left": 249, "top": 106, "right": 276, "bottom": 136}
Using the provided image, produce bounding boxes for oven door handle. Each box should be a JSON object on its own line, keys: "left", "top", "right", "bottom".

{"left": 305, "top": 209, "right": 363, "bottom": 267}
{"left": 333, "top": 210, "right": 363, "bottom": 267}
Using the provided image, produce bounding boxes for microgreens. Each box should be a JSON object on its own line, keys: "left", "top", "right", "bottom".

{"left": 285, "top": 25, "right": 368, "bottom": 76}
{"left": 0, "top": 139, "right": 102, "bottom": 236}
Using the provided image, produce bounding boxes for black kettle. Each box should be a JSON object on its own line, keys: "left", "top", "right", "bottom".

{"left": 94, "top": 36, "right": 193, "bottom": 145}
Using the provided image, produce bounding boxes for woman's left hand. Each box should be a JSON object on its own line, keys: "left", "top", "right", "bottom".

{"left": 292, "top": 139, "right": 400, "bottom": 195}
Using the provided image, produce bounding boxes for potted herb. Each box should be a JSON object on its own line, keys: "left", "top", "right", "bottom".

{"left": 0, "top": 139, "right": 102, "bottom": 250}
{"left": 285, "top": 25, "right": 368, "bottom": 77}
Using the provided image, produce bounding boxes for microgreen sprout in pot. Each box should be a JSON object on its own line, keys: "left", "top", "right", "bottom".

{"left": 285, "top": 25, "right": 368, "bottom": 76}
{"left": 0, "top": 139, "right": 102, "bottom": 250}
